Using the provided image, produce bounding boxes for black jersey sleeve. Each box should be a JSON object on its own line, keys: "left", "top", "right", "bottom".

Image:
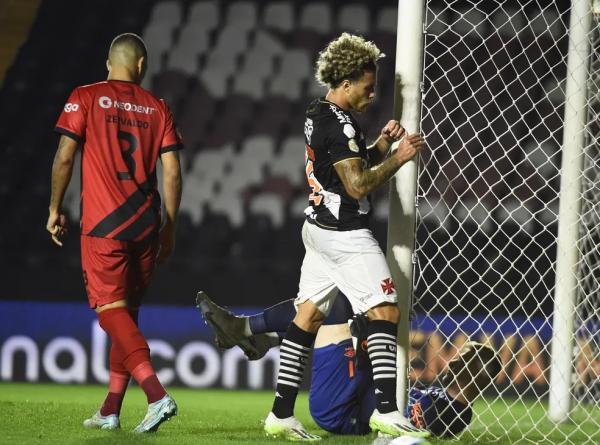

{"left": 325, "top": 118, "right": 362, "bottom": 164}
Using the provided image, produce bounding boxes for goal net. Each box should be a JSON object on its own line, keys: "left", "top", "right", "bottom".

{"left": 406, "top": 1, "right": 600, "bottom": 442}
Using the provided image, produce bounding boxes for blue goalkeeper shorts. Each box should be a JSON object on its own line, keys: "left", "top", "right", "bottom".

{"left": 308, "top": 339, "right": 375, "bottom": 435}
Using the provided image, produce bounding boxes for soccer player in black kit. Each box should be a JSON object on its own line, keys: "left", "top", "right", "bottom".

{"left": 261, "top": 33, "right": 427, "bottom": 441}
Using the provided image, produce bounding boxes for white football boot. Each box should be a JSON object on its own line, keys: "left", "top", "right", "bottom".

{"left": 83, "top": 411, "right": 120, "bottom": 430}
{"left": 369, "top": 409, "right": 431, "bottom": 438}
{"left": 264, "top": 412, "right": 321, "bottom": 441}
{"left": 133, "top": 394, "right": 177, "bottom": 433}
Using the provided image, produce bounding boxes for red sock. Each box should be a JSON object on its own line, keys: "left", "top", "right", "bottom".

{"left": 100, "top": 371, "right": 129, "bottom": 416}
{"left": 127, "top": 352, "right": 166, "bottom": 403}
{"left": 98, "top": 308, "right": 166, "bottom": 404}
{"left": 99, "top": 344, "right": 130, "bottom": 416}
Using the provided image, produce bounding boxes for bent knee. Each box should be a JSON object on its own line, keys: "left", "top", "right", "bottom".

{"left": 366, "top": 303, "right": 400, "bottom": 324}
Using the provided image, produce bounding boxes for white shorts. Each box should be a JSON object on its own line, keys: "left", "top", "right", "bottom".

{"left": 296, "top": 221, "right": 398, "bottom": 315}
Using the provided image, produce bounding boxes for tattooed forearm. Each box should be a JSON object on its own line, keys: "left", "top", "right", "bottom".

{"left": 334, "top": 156, "right": 402, "bottom": 200}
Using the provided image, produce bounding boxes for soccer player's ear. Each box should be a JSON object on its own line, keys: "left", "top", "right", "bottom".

{"left": 138, "top": 56, "right": 147, "bottom": 81}
{"left": 342, "top": 79, "right": 352, "bottom": 95}
{"left": 106, "top": 59, "right": 111, "bottom": 73}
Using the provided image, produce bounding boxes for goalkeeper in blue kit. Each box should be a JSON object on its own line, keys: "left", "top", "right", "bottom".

{"left": 196, "top": 292, "right": 502, "bottom": 438}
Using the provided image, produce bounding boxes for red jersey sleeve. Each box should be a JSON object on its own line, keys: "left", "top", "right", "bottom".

{"left": 55, "top": 88, "right": 87, "bottom": 143}
{"left": 160, "top": 101, "right": 184, "bottom": 154}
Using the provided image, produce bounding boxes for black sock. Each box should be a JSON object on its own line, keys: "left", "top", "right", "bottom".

{"left": 368, "top": 320, "right": 398, "bottom": 414}
{"left": 272, "top": 322, "right": 316, "bottom": 418}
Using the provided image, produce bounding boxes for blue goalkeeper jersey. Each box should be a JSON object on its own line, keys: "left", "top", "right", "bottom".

{"left": 405, "top": 385, "right": 472, "bottom": 437}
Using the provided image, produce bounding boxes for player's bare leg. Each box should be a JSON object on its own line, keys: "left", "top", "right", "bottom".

{"left": 366, "top": 303, "right": 430, "bottom": 438}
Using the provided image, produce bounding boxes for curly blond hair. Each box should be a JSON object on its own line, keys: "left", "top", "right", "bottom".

{"left": 315, "top": 33, "right": 384, "bottom": 89}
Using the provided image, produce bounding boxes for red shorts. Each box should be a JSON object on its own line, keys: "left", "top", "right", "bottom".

{"left": 80, "top": 235, "right": 158, "bottom": 309}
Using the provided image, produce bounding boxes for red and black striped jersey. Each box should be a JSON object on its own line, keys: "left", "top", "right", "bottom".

{"left": 55, "top": 80, "right": 183, "bottom": 241}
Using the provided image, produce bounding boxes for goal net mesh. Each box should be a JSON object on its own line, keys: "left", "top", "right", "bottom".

{"left": 409, "top": 1, "right": 600, "bottom": 442}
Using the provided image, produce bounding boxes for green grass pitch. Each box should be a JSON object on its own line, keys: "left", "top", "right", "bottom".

{"left": 0, "top": 383, "right": 598, "bottom": 444}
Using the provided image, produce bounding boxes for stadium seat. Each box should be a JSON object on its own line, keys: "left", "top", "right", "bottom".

{"left": 210, "top": 191, "right": 244, "bottom": 227}
{"left": 249, "top": 193, "right": 285, "bottom": 228}
{"left": 254, "top": 30, "right": 285, "bottom": 55}
{"left": 233, "top": 47, "right": 277, "bottom": 98}
{"left": 233, "top": 72, "right": 265, "bottom": 99}
{"left": 270, "top": 151, "right": 305, "bottom": 187}
{"left": 299, "top": 2, "right": 332, "bottom": 33}
{"left": 338, "top": 4, "right": 370, "bottom": 34}
{"left": 148, "top": 1, "right": 182, "bottom": 28}
{"left": 188, "top": 0, "right": 220, "bottom": 32}
{"left": 219, "top": 137, "right": 268, "bottom": 195}
{"left": 376, "top": 6, "right": 398, "bottom": 33}
{"left": 199, "top": 48, "right": 241, "bottom": 97}
{"left": 142, "top": 23, "right": 176, "bottom": 87}
{"left": 214, "top": 26, "right": 250, "bottom": 55}
{"left": 189, "top": 144, "right": 234, "bottom": 185}
{"left": 289, "top": 29, "right": 325, "bottom": 53}
{"left": 263, "top": 2, "right": 294, "bottom": 32}
{"left": 225, "top": 1, "right": 257, "bottom": 31}
{"left": 240, "top": 135, "right": 275, "bottom": 161}
{"left": 270, "top": 49, "right": 311, "bottom": 100}
{"left": 166, "top": 24, "right": 210, "bottom": 75}
{"left": 279, "top": 135, "right": 302, "bottom": 157}
{"left": 180, "top": 175, "right": 211, "bottom": 224}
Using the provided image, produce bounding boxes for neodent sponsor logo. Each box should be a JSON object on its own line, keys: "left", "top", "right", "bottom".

{"left": 98, "top": 96, "right": 155, "bottom": 114}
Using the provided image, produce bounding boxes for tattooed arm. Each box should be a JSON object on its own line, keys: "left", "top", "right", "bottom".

{"left": 334, "top": 133, "right": 425, "bottom": 200}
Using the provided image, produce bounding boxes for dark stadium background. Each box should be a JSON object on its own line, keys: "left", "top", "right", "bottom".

{"left": 0, "top": 0, "right": 570, "bottom": 319}
{"left": 0, "top": 0, "right": 399, "bottom": 309}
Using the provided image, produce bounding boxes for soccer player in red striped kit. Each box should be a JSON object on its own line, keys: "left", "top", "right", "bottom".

{"left": 46, "top": 33, "right": 183, "bottom": 433}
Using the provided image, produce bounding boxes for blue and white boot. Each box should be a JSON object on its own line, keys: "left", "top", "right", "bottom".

{"left": 133, "top": 394, "right": 177, "bottom": 433}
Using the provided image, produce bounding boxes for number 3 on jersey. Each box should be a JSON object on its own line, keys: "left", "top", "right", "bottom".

{"left": 305, "top": 145, "right": 323, "bottom": 206}
{"left": 117, "top": 130, "right": 138, "bottom": 180}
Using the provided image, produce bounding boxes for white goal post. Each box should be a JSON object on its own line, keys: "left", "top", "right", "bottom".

{"left": 389, "top": 0, "right": 600, "bottom": 442}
